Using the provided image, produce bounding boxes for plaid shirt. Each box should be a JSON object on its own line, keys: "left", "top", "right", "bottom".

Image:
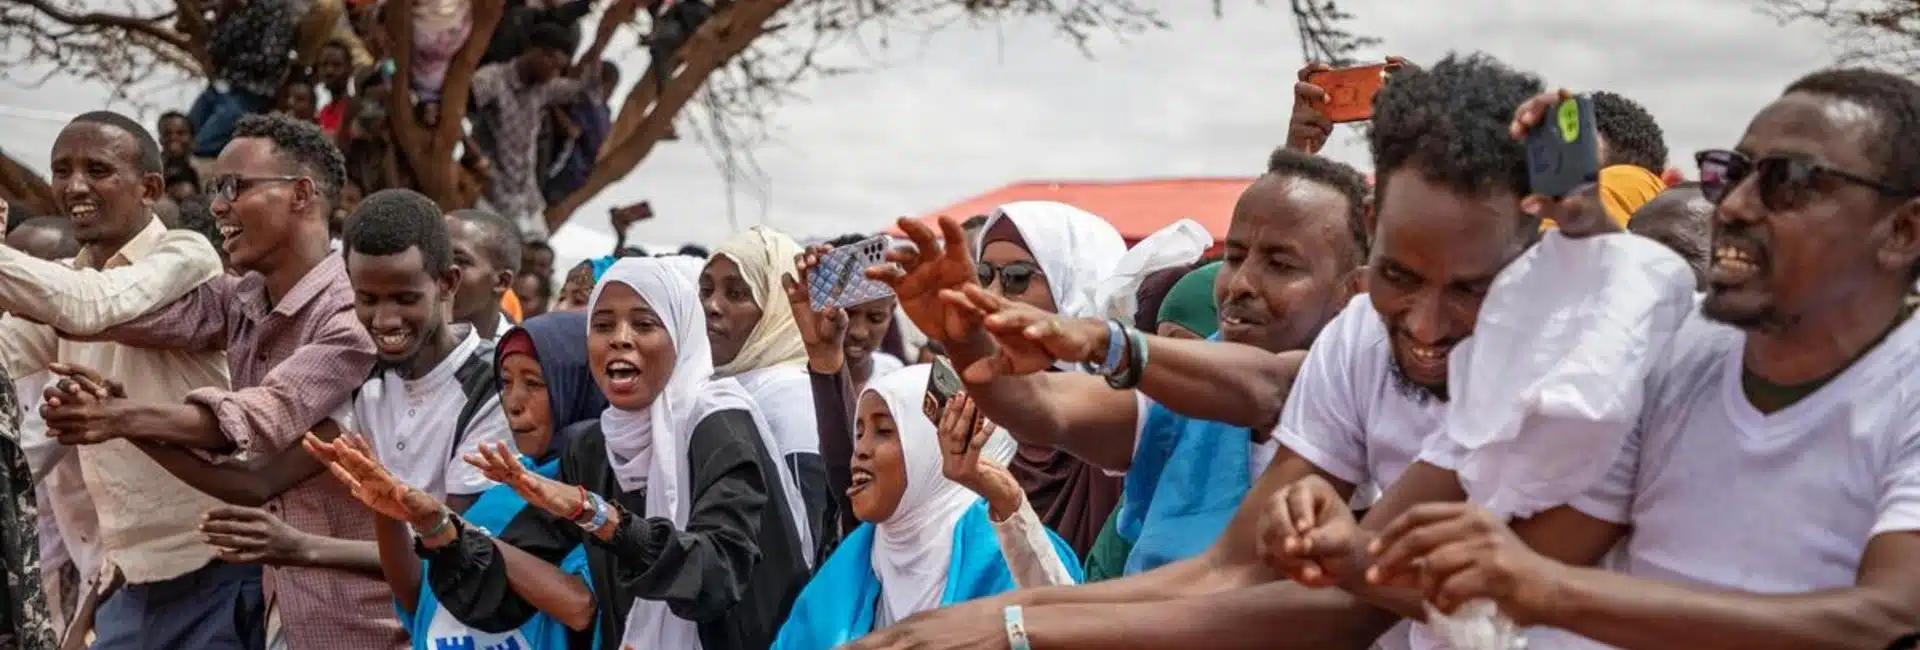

{"left": 97, "top": 255, "right": 403, "bottom": 650}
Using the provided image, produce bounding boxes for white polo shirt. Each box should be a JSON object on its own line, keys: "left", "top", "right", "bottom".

{"left": 355, "top": 327, "right": 510, "bottom": 498}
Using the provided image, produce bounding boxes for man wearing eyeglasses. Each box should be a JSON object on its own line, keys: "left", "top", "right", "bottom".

{"left": 1312, "top": 69, "right": 1920, "bottom": 650}
{"left": 32, "top": 113, "right": 401, "bottom": 650}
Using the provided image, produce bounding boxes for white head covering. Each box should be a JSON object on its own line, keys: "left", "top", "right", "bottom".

{"left": 976, "top": 202, "right": 1128, "bottom": 320}
{"left": 710, "top": 226, "right": 808, "bottom": 377}
{"left": 862, "top": 365, "right": 1017, "bottom": 624}
{"left": 657, "top": 254, "right": 708, "bottom": 286}
{"left": 588, "top": 258, "right": 817, "bottom": 650}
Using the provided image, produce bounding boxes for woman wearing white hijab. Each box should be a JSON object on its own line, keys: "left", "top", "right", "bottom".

{"left": 968, "top": 201, "right": 1132, "bottom": 556}
{"left": 770, "top": 367, "right": 1081, "bottom": 649}
{"left": 431, "top": 257, "right": 814, "bottom": 650}
{"left": 701, "top": 227, "right": 833, "bottom": 556}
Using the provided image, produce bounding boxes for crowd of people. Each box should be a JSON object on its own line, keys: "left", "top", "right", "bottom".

{"left": 0, "top": 34, "right": 1915, "bottom": 650}
{"left": 144, "top": 0, "right": 690, "bottom": 254}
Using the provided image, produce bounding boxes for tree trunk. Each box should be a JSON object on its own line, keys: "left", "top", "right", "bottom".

{"left": 546, "top": 0, "right": 790, "bottom": 229}
{"left": 386, "top": 0, "right": 504, "bottom": 210}
{"left": 0, "top": 151, "right": 57, "bottom": 217}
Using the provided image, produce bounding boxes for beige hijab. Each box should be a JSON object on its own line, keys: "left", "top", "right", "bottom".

{"left": 711, "top": 226, "right": 808, "bottom": 377}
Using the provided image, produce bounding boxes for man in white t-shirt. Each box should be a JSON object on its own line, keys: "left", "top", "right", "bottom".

{"left": 1356, "top": 68, "right": 1920, "bottom": 650}
{"left": 846, "top": 54, "right": 1645, "bottom": 650}
{"left": 349, "top": 203, "right": 511, "bottom": 506}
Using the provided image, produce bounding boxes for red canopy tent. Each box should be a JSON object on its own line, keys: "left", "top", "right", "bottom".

{"left": 894, "top": 177, "right": 1258, "bottom": 245}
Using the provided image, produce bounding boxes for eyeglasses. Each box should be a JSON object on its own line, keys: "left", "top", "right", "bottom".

{"left": 1695, "top": 149, "right": 1913, "bottom": 210}
{"left": 976, "top": 260, "right": 1044, "bottom": 295}
{"left": 208, "top": 175, "right": 306, "bottom": 202}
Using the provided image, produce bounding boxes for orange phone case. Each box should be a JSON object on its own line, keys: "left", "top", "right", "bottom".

{"left": 1307, "top": 64, "right": 1390, "bottom": 123}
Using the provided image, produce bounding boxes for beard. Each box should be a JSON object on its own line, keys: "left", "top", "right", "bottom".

{"left": 1388, "top": 357, "right": 1448, "bottom": 405}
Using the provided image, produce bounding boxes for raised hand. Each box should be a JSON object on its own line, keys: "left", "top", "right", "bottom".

{"left": 937, "top": 392, "right": 1021, "bottom": 521}
{"left": 1367, "top": 502, "right": 1567, "bottom": 625}
{"left": 1288, "top": 56, "right": 1409, "bottom": 153}
{"left": 200, "top": 505, "right": 313, "bottom": 565}
{"left": 1257, "top": 474, "right": 1363, "bottom": 588}
{"left": 466, "top": 440, "right": 584, "bottom": 518}
{"left": 941, "top": 284, "right": 1107, "bottom": 382}
{"left": 1509, "top": 88, "right": 1613, "bottom": 237}
{"left": 304, "top": 432, "right": 440, "bottom": 523}
{"left": 867, "top": 217, "right": 980, "bottom": 345}
{"left": 781, "top": 245, "right": 851, "bottom": 374}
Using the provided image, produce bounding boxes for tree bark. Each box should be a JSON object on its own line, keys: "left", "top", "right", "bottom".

{"left": 385, "top": 0, "right": 504, "bottom": 210}
{"left": 0, "top": 150, "right": 57, "bottom": 218}
{"left": 547, "top": 0, "right": 790, "bottom": 229}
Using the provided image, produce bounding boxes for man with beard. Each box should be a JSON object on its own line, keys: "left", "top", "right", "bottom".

{"left": 445, "top": 208, "right": 523, "bottom": 341}
{"left": 850, "top": 53, "right": 1649, "bottom": 650}
{"left": 1349, "top": 68, "right": 1920, "bottom": 650}
{"left": 38, "top": 113, "right": 399, "bottom": 650}
{"left": 845, "top": 147, "right": 1372, "bottom": 648}
{"left": 0, "top": 111, "right": 238, "bottom": 649}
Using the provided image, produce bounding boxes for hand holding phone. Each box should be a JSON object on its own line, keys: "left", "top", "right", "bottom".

{"left": 806, "top": 235, "right": 895, "bottom": 312}
{"left": 922, "top": 355, "right": 963, "bottom": 423}
{"left": 1305, "top": 63, "right": 1392, "bottom": 124}
{"left": 1523, "top": 94, "right": 1600, "bottom": 198}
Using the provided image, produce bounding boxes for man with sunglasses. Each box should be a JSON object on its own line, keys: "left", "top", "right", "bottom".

{"left": 35, "top": 113, "right": 403, "bottom": 650}
{"left": 1307, "top": 68, "right": 1920, "bottom": 650}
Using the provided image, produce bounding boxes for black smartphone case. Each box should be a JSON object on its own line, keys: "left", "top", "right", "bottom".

{"left": 1526, "top": 96, "right": 1601, "bottom": 198}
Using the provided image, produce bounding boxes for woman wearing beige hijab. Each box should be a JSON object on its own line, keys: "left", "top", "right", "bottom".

{"left": 702, "top": 226, "right": 829, "bottom": 556}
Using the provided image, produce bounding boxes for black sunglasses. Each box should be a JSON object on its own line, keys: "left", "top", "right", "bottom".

{"left": 977, "top": 260, "right": 1045, "bottom": 295}
{"left": 1695, "top": 149, "right": 1913, "bottom": 210}
{"left": 208, "top": 174, "right": 306, "bottom": 202}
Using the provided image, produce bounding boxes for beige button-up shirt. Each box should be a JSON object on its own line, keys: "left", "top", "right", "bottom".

{"left": 0, "top": 218, "right": 230, "bottom": 584}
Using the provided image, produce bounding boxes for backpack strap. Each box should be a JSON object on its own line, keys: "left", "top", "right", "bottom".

{"left": 450, "top": 340, "right": 501, "bottom": 462}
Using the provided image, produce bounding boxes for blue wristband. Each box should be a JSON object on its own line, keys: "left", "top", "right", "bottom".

{"left": 578, "top": 492, "right": 610, "bottom": 531}
{"left": 1097, "top": 319, "right": 1125, "bottom": 374}
{"left": 1004, "top": 605, "right": 1032, "bottom": 650}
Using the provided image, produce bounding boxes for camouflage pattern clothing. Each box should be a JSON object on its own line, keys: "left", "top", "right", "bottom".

{"left": 0, "top": 373, "right": 53, "bottom": 648}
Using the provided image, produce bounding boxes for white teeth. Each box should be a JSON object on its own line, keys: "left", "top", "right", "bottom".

{"left": 1713, "top": 246, "right": 1758, "bottom": 274}
{"left": 608, "top": 361, "right": 637, "bottom": 372}
{"left": 218, "top": 225, "right": 241, "bottom": 237}
{"left": 1408, "top": 345, "right": 1448, "bottom": 363}
{"left": 376, "top": 334, "right": 409, "bottom": 347}
{"left": 68, "top": 206, "right": 96, "bottom": 218}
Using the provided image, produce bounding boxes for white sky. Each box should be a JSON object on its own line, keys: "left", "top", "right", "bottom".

{"left": 0, "top": 0, "right": 1843, "bottom": 256}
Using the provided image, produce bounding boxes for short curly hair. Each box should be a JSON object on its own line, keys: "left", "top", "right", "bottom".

{"left": 342, "top": 189, "right": 452, "bottom": 277}
{"left": 1592, "top": 91, "right": 1668, "bottom": 172}
{"left": 1265, "top": 147, "right": 1372, "bottom": 262}
{"left": 231, "top": 113, "right": 347, "bottom": 213}
{"left": 1369, "top": 52, "right": 1542, "bottom": 204}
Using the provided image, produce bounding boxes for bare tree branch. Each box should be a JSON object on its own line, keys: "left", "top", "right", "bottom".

{"left": 1757, "top": 0, "right": 1920, "bottom": 72}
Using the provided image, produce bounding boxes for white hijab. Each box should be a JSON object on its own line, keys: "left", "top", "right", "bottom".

{"left": 976, "top": 202, "right": 1128, "bottom": 320}
{"left": 589, "top": 258, "right": 817, "bottom": 650}
{"left": 862, "top": 365, "right": 1017, "bottom": 625}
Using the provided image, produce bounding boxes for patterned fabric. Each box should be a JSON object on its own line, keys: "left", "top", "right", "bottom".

{"left": 92, "top": 255, "right": 402, "bottom": 650}
{"left": 207, "top": 0, "right": 303, "bottom": 97}
{"left": 0, "top": 370, "right": 54, "bottom": 648}
{"left": 469, "top": 62, "right": 599, "bottom": 237}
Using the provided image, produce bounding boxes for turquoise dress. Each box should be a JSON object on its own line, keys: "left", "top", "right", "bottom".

{"left": 770, "top": 500, "right": 1082, "bottom": 650}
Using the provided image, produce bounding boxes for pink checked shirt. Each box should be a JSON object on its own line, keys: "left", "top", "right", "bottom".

{"left": 96, "top": 254, "right": 404, "bottom": 650}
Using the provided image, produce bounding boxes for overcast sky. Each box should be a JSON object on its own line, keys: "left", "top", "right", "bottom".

{"left": 0, "top": 0, "right": 1843, "bottom": 251}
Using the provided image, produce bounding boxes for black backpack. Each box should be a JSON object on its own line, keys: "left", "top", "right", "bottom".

{"left": 353, "top": 340, "right": 500, "bottom": 462}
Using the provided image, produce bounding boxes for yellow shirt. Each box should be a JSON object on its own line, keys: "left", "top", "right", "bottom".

{"left": 0, "top": 218, "right": 231, "bottom": 584}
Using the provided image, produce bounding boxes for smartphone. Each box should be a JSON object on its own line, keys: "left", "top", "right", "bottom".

{"left": 1306, "top": 63, "right": 1391, "bottom": 123}
{"left": 922, "top": 355, "right": 963, "bottom": 422}
{"left": 807, "top": 235, "right": 895, "bottom": 312}
{"left": 1525, "top": 95, "right": 1601, "bottom": 198}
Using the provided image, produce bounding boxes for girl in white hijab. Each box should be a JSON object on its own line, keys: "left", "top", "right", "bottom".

{"left": 770, "top": 367, "right": 1081, "bottom": 649}
{"left": 702, "top": 226, "right": 833, "bottom": 555}
{"left": 449, "top": 257, "right": 815, "bottom": 650}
